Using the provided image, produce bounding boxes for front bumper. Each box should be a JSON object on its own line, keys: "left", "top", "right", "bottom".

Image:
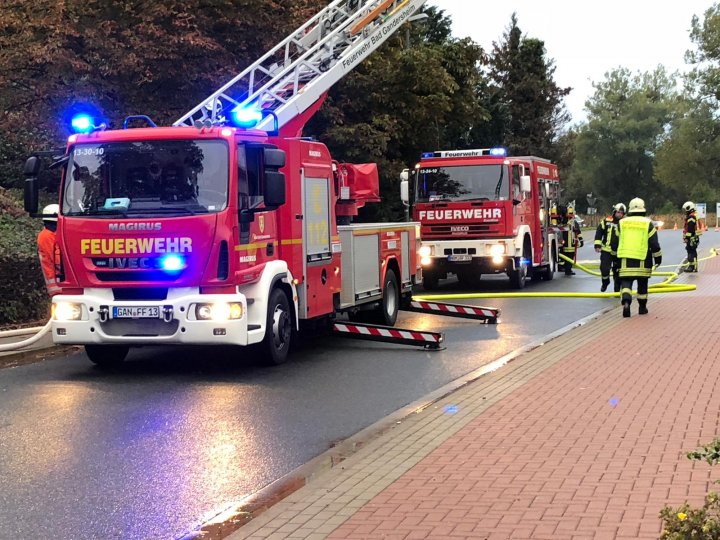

{"left": 51, "top": 288, "right": 249, "bottom": 346}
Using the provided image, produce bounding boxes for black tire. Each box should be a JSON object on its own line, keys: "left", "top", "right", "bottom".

{"left": 260, "top": 288, "right": 293, "bottom": 366}
{"left": 422, "top": 273, "right": 439, "bottom": 291}
{"left": 366, "top": 269, "right": 400, "bottom": 326}
{"left": 85, "top": 344, "right": 129, "bottom": 367}
{"left": 540, "top": 243, "right": 556, "bottom": 281}
{"left": 508, "top": 260, "right": 527, "bottom": 289}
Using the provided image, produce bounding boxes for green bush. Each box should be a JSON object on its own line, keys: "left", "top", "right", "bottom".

{"left": 0, "top": 188, "right": 50, "bottom": 324}
{"left": 660, "top": 438, "right": 720, "bottom": 539}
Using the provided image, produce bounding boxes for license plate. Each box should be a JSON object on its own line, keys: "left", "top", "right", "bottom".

{"left": 112, "top": 306, "right": 160, "bottom": 319}
{"left": 448, "top": 254, "right": 472, "bottom": 262}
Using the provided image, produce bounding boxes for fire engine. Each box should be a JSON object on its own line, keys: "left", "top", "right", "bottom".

{"left": 22, "top": 0, "right": 431, "bottom": 367}
{"left": 400, "top": 148, "right": 562, "bottom": 290}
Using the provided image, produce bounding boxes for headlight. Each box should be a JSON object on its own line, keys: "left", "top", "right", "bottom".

{"left": 489, "top": 243, "right": 506, "bottom": 256}
{"left": 195, "top": 302, "right": 243, "bottom": 321}
{"left": 418, "top": 245, "right": 433, "bottom": 257}
{"left": 420, "top": 256, "right": 432, "bottom": 266}
{"left": 53, "top": 302, "right": 82, "bottom": 321}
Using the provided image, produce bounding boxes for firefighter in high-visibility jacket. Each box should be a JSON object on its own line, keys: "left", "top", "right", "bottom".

{"left": 594, "top": 203, "right": 625, "bottom": 292}
{"left": 560, "top": 205, "right": 583, "bottom": 275}
{"left": 37, "top": 204, "right": 61, "bottom": 296}
{"left": 610, "top": 197, "right": 662, "bottom": 318}
{"left": 682, "top": 201, "right": 700, "bottom": 272}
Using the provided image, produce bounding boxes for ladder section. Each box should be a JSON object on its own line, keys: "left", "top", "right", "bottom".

{"left": 173, "top": 0, "right": 427, "bottom": 131}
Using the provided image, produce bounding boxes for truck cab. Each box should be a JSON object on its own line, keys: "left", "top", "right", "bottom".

{"left": 401, "top": 148, "right": 561, "bottom": 289}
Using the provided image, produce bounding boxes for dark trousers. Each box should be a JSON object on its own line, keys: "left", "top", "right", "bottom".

{"left": 686, "top": 244, "right": 698, "bottom": 271}
{"left": 620, "top": 277, "right": 649, "bottom": 308}
{"left": 561, "top": 249, "right": 576, "bottom": 274}
{"left": 600, "top": 251, "right": 620, "bottom": 291}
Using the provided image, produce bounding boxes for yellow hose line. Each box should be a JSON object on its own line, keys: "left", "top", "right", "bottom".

{"left": 413, "top": 249, "right": 713, "bottom": 301}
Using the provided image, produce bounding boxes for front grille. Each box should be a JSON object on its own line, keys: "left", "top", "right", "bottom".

{"left": 427, "top": 224, "right": 493, "bottom": 235}
{"left": 100, "top": 319, "right": 179, "bottom": 337}
{"left": 113, "top": 288, "right": 169, "bottom": 301}
{"left": 95, "top": 271, "right": 182, "bottom": 282}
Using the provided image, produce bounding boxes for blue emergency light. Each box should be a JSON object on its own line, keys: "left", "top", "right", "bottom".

{"left": 160, "top": 255, "right": 185, "bottom": 272}
{"left": 230, "top": 105, "right": 263, "bottom": 128}
{"left": 489, "top": 147, "right": 507, "bottom": 156}
{"left": 70, "top": 114, "right": 94, "bottom": 134}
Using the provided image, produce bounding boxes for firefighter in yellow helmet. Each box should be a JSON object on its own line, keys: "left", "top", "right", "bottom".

{"left": 682, "top": 201, "right": 700, "bottom": 272}
{"left": 594, "top": 203, "right": 625, "bottom": 292}
{"left": 610, "top": 197, "right": 662, "bottom": 317}
{"left": 559, "top": 205, "right": 583, "bottom": 275}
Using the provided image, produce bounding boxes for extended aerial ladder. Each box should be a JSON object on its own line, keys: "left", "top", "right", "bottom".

{"left": 174, "top": 0, "right": 428, "bottom": 136}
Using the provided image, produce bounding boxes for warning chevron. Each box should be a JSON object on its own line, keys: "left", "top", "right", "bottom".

{"left": 405, "top": 301, "right": 500, "bottom": 323}
{"left": 332, "top": 322, "right": 444, "bottom": 350}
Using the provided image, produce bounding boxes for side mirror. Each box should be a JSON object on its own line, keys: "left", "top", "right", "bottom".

{"left": 263, "top": 148, "right": 286, "bottom": 169}
{"left": 400, "top": 180, "right": 409, "bottom": 205}
{"left": 400, "top": 169, "right": 409, "bottom": 182}
{"left": 264, "top": 171, "right": 286, "bottom": 208}
{"left": 23, "top": 156, "right": 41, "bottom": 214}
{"left": 520, "top": 175, "right": 531, "bottom": 194}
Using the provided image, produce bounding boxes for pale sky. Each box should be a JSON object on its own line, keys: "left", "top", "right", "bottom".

{"left": 430, "top": 0, "right": 716, "bottom": 125}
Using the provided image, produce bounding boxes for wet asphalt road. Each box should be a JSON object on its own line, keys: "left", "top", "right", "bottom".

{"left": 0, "top": 230, "right": 703, "bottom": 539}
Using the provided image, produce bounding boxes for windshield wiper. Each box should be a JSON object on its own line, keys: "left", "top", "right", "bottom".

{"left": 460, "top": 197, "right": 490, "bottom": 202}
{"left": 493, "top": 168, "right": 505, "bottom": 200}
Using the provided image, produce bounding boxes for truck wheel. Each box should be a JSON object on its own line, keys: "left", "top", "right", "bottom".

{"left": 509, "top": 260, "right": 527, "bottom": 289}
{"left": 541, "top": 244, "right": 556, "bottom": 281}
{"left": 85, "top": 345, "right": 129, "bottom": 368}
{"left": 422, "top": 273, "right": 439, "bottom": 291}
{"left": 261, "top": 288, "right": 293, "bottom": 365}
{"left": 367, "top": 269, "right": 399, "bottom": 326}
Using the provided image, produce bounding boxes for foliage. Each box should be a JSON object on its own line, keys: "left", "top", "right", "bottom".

{"left": 485, "top": 14, "right": 571, "bottom": 161}
{"left": 660, "top": 438, "right": 720, "bottom": 539}
{"left": 0, "top": 188, "right": 49, "bottom": 324}
{"left": 567, "top": 67, "right": 681, "bottom": 213}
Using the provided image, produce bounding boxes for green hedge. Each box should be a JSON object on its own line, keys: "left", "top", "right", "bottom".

{"left": 0, "top": 188, "right": 50, "bottom": 324}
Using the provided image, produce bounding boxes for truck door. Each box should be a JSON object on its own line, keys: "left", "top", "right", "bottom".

{"left": 300, "top": 172, "right": 335, "bottom": 319}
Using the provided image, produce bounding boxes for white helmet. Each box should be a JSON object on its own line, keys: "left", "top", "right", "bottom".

{"left": 628, "top": 197, "right": 646, "bottom": 213}
{"left": 682, "top": 201, "right": 696, "bottom": 212}
{"left": 613, "top": 203, "right": 626, "bottom": 214}
{"left": 42, "top": 204, "right": 59, "bottom": 222}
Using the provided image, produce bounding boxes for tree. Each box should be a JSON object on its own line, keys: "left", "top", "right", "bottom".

{"left": 486, "top": 14, "right": 571, "bottom": 160}
{"left": 654, "top": 2, "right": 720, "bottom": 204}
{"left": 568, "top": 67, "right": 680, "bottom": 212}
{"left": 0, "top": 0, "right": 324, "bottom": 188}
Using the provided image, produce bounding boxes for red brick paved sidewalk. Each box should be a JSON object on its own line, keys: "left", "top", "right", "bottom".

{"left": 230, "top": 256, "right": 719, "bottom": 540}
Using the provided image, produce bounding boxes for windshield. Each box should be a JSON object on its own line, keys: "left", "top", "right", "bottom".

{"left": 63, "top": 140, "right": 229, "bottom": 217}
{"left": 415, "top": 165, "right": 510, "bottom": 203}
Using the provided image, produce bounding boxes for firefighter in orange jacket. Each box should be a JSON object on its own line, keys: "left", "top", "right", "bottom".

{"left": 37, "top": 204, "right": 61, "bottom": 296}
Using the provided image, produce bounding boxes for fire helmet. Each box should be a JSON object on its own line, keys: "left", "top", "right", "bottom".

{"left": 628, "top": 197, "right": 646, "bottom": 214}
{"left": 682, "top": 201, "right": 696, "bottom": 212}
{"left": 613, "top": 203, "right": 626, "bottom": 214}
{"left": 42, "top": 204, "right": 59, "bottom": 222}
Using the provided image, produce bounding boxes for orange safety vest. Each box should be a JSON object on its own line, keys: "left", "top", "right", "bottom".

{"left": 37, "top": 228, "right": 61, "bottom": 296}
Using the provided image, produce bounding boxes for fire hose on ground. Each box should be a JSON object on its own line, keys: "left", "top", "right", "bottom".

{"left": 0, "top": 320, "right": 53, "bottom": 353}
{"left": 414, "top": 249, "right": 717, "bottom": 302}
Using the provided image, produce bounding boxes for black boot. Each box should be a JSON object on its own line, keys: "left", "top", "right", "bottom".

{"left": 601, "top": 279, "right": 609, "bottom": 292}
{"left": 614, "top": 281, "right": 621, "bottom": 293}
{"left": 622, "top": 301, "right": 631, "bottom": 318}
{"left": 638, "top": 300, "right": 648, "bottom": 315}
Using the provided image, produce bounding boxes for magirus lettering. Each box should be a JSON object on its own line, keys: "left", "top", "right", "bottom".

{"left": 109, "top": 222, "right": 162, "bottom": 232}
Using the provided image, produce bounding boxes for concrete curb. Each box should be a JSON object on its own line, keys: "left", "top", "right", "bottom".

{"left": 179, "top": 303, "right": 618, "bottom": 540}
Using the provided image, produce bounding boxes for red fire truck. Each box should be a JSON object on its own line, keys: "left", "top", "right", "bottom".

{"left": 23, "top": 0, "right": 430, "bottom": 366}
{"left": 400, "top": 148, "right": 561, "bottom": 290}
